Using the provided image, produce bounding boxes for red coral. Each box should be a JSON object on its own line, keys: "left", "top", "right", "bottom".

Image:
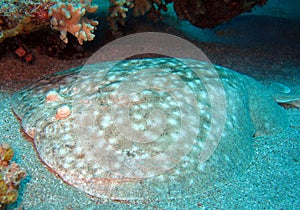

{"left": 29, "top": 2, "right": 55, "bottom": 23}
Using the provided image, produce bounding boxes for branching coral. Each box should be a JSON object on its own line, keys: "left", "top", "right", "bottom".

{"left": 48, "top": 0, "right": 98, "bottom": 45}
{"left": 0, "top": 143, "right": 26, "bottom": 208}
{"left": 108, "top": 0, "right": 134, "bottom": 32}
{"left": 110, "top": 0, "right": 134, "bottom": 19}
{"left": 0, "top": 0, "right": 98, "bottom": 45}
{"left": 0, "top": 0, "right": 268, "bottom": 44}
{"left": 108, "top": 0, "right": 169, "bottom": 32}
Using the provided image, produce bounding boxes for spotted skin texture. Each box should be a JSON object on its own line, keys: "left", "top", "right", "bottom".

{"left": 11, "top": 58, "right": 287, "bottom": 202}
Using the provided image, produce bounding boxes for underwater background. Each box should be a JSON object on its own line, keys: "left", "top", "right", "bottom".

{"left": 0, "top": 0, "right": 299, "bottom": 209}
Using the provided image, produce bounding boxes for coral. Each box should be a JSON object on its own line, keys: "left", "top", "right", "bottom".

{"left": 110, "top": 0, "right": 134, "bottom": 19}
{"left": 0, "top": 144, "right": 26, "bottom": 207}
{"left": 108, "top": 0, "right": 134, "bottom": 32}
{"left": 0, "top": 1, "right": 55, "bottom": 43}
{"left": 172, "top": 0, "right": 268, "bottom": 28}
{"left": 0, "top": 0, "right": 268, "bottom": 44}
{"left": 48, "top": 0, "right": 99, "bottom": 45}
{"left": 108, "top": 0, "right": 169, "bottom": 32}
{"left": 133, "top": 0, "right": 162, "bottom": 16}
{"left": 0, "top": 0, "right": 98, "bottom": 45}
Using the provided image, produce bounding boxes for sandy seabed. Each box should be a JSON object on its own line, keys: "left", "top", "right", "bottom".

{"left": 0, "top": 14, "right": 299, "bottom": 209}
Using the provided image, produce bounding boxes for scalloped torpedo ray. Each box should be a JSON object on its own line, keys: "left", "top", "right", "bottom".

{"left": 11, "top": 58, "right": 288, "bottom": 202}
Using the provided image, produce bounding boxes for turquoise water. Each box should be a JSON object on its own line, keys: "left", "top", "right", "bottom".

{"left": 0, "top": 1, "right": 299, "bottom": 209}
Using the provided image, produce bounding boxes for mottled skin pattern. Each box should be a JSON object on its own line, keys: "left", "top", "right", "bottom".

{"left": 11, "top": 58, "right": 287, "bottom": 202}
